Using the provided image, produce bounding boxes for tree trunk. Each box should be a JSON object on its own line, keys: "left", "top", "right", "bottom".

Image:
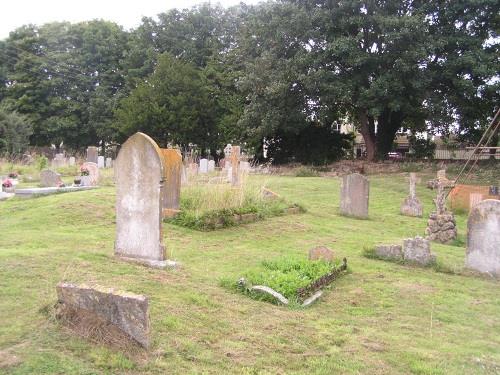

{"left": 357, "top": 109, "right": 377, "bottom": 161}
{"left": 375, "top": 110, "right": 404, "bottom": 160}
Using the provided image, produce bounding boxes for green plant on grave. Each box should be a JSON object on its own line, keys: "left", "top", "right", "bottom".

{"left": 35, "top": 155, "right": 48, "bottom": 171}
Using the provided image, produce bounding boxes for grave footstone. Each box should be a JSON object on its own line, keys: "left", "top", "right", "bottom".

{"left": 340, "top": 173, "right": 369, "bottom": 218}
{"left": 115, "top": 132, "right": 174, "bottom": 268}
{"left": 401, "top": 172, "right": 423, "bottom": 217}
{"left": 86, "top": 146, "right": 98, "bottom": 164}
{"left": 199, "top": 158, "right": 208, "bottom": 173}
{"left": 97, "top": 156, "right": 105, "bottom": 169}
{"left": 466, "top": 199, "right": 500, "bottom": 276}
{"left": 161, "top": 149, "right": 182, "bottom": 216}
{"left": 40, "top": 169, "right": 63, "bottom": 187}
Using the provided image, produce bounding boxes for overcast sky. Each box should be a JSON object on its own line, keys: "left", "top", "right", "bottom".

{"left": 0, "top": 0, "right": 260, "bottom": 40}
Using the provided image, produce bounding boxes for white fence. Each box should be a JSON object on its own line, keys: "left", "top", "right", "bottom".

{"left": 434, "top": 149, "right": 499, "bottom": 160}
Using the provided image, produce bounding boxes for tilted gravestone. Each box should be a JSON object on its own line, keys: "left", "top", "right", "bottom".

{"left": 230, "top": 146, "right": 241, "bottom": 186}
{"left": 161, "top": 149, "right": 182, "bottom": 216}
{"left": 400, "top": 172, "right": 423, "bottom": 217}
{"left": 80, "top": 162, "right": 99, "bottom": 186}
{"left": 340, "top": 173, "right": 369, "bottom": 218}
{"left": 86, "top": 146, "right": 98, "bottom": 164}
{"left": 115, "top": 132, "right": 174, "bottom": 268}
{"left": 466, "top": 199, "right": 500, "bottom": 276}
{"left": 40, "top": 169, "right": 63, "bottom": 187}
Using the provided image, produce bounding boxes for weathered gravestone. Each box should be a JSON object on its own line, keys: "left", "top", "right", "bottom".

{"left": 230, "top": 146, "right": 241, "bottom": 186}
{"left": 52, "top": 153, "right": 66, "bottom": 168}
{"left": 403, "top": 236, "right": 435, "bottom": 266}
{"left": 161, "top": 149, "right": 182, "bottom": 216}
{"left": 56, "top": 282, "right": 150, "bottom": 348}
{"left": 466, "top": 199, "right": 500, "bottom": 276}
{"left": 97, "top": 156, "right": 105, "bottom": 169}
{"left": 400, "top": 172, "right": 423, "bottom": 217}
{"left": 208, "top": 160, "right": 215, "bottom": 172}
{"left": 40, "top": 169, "right": 63, "bottom": 187}
{"left": 340, "top": 173, "right": 369, "bottom": 218}
{"left": 80, "top": 162, "right": 99, "bottom": 186}
{"left": 374, "top": 244, "right": 403, "bottom": 260}
{"left": 115, "top": 133, "right": 174, "bottom": 268}
{"left": 199, "top": 158, "right": 208, "bottom": 173}
{"left": 86, "top": 146, "right": 98, "bottom": 164}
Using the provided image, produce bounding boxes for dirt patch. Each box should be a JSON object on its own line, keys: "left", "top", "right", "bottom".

{"left": 0, "top": 349, "right": 22, "bottom": 368}
{"left": 395, "top": 281, "right": 436, "bottom": 294}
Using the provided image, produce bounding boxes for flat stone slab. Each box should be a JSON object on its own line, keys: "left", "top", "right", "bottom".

{"left": 0, "top": 191, "right": 14, "bottom": 201}
{"left": 116, "top": 256, "right": 178, "bottom": 269}
{"left": 374, "top": 244, "right": 403, "bottom": 260}
{"left": 15, "top": 186, "right": 97, "bottom": 197}
{"left": 56, "top": 282, "right": 150, "bottom": 348}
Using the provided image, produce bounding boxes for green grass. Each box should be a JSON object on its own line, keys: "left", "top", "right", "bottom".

{"left": 0, "top": 173, "right": 499, "bottom": 374}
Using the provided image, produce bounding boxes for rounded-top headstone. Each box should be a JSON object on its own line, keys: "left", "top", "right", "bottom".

{"left": 466, "top": 199, "right": 500, "bottom": 276}
{"left": 115, "top": 133, "right": 166, "bottom": 264}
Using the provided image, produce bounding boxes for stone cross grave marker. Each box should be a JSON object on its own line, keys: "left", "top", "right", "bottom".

{"left": 400, "top": 172, "right": 423, "bottom": 217}
{"left": 230, "top": 146, "right": 241, "bottom": 186}
{"left": 466, "top": 199, "right": 500, "bottom": 276}
{"left": 86, "top": 146, "right": 98, "bottom": 164}
{"left": 340, "top": 173, "right": 369, "bottom": 218}
{"left": 115, "top": 132, "right": 174, "bottom": 268}
{"left": 161, "top": 149, "right": 182, "bottom": 216}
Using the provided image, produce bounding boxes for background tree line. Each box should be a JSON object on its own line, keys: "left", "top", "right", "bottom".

{"left": 0, "top": 0, "right": 498, "bottom": 162}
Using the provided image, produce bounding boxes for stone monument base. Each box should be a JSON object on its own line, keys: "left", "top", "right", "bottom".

{"left": 116, "top": 256, "right": 178, "bottom": 269}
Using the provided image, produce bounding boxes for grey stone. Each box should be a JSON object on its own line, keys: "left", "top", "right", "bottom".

{"left": 466, "top": 199, "right": 500, "bottom": 276}
{"left": 374, "top": 244, "right": 403, "bottom": 260}
{"left": 250, "top": 285, "right": 289, "bottom": 305}
{"left": 302, "top": 290, "right": 323, "bottom": 307}
{"left": 86, "top": 146, "right": 98, "bottom": 164}
{"left": 401, "top": 173, "right": 423, "bottom": 217}
{"left": 403, "top": 236, "right": 435, "bottom": 265}
{"left": 115, "top": 132, "right": 169, "bottom": 267}
{"left": 340, "top": 173, "right": 369, "bottom": 218}
{"left": 309, "top": 246, "right": 334, "bottom": 262}
{"left": 56, "top": 282, "right": 150, "bottom": 348}
{"left": 40, "top": 169, "right": 63, "bottom": 187}
{"left": 97, "top": 156, "right": 105, "bottom": 169}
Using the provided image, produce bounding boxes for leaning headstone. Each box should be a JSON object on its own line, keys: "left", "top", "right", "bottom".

{"left": 40, "top": 169, "right": 63, "bottom": 187}
{"left": 80, "top": 162, "right": 99, "bottom": 186}
{"left": 115, "top": 132, "right": 174, "bottom": 268}
{"left": 56, "top": 282, "right": 150, "bottom": 348}
{"left": 465, "top": 200, "right": 500, "bottom": 276}
{"left": 401, "top": 172, "right": 423, "bottom": 217}
{"left": 97, "top": 156, "right": 105, "bottom": 169}
{"left": 199, "top": 158, "right": 208, "bottom": 173}
{"left": 425, "top": 183, "right": 457, "bottom": 243}
{"left": 161, "top": 149, "right": 182, "bottom": 216}
{"left": 403, "top": 236, "right": 435, "bottom": 265}
{"left": 309, "top": 246, "right": 334, "bottom": 262}
{"left": 86, "top": 146, "right": 98, "bottom": 164}
{"left": 230, "top": 146, "right": 241, "bottom": 186}
{"left": 340, "top": 173, "right": 369, "bottom": 218}
{"left": 208, "top": 160, "right": 215, "bottom": 172}
{"left": 69, "top": 157, "right": 76, "bottom": 166}
{"left": 106, "top": 157, "right": 112, "bottom": 168}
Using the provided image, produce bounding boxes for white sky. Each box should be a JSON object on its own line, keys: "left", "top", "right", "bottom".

{"left": 0, "top": 0, "right": 261, "bottom": 40}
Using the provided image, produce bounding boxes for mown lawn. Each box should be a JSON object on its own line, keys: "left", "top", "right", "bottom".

{"left": 0, "top": 173, "right": 499, "bottom": 374}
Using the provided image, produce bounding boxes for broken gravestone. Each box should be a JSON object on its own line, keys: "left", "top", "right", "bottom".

{"left": 465, "top": 199, "right": 500, "bottom": 276}
{"left": 115, "top": 132, "right": 175, "bottom": 268}
{"left": 340, "top": 173, "right": 369, "bottom": 218}
{"left": 40, "top": 169, "right": 63, "bottom": 187}
{"left": 55, "top": 282, "right": 150, "bottom": 348}
{"left": 308, "top": 246, "right": 334, "bottom": 262}
{"left": 425, "top": 183, "right": 457, "bottom": 243}
{"left": 400, "top": 172, "right": 423, "bottom": 217}
{"left": 403, "top": 236, "right": 435, "bottom": 266}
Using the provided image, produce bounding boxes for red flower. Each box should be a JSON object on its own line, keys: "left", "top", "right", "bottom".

{"left": 2, "top": 179, "right": 13, "bottom": 188}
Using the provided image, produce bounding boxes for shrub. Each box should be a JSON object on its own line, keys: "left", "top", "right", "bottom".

{"left": 294, "top": 167, "right": 320, "bottom": 177}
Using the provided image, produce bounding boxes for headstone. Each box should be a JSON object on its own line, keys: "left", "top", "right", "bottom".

{"left": 52, "top": 153, "right": 67, "bottom": 168}
{"left": 86, "top": 146, "right": 98, "bottom": 164}
{"left": 80, "top": 162, "right": 99, "bottom": 186}
{"left": 161, "top": 149, "right": 182, "bottom": 214}
{"left": 199, "top": 158, "right": 208, "bottom": 173}
{"left": 465, "top": 199, "right": 500, "bottom": 276}
{"left": 425, "top": 183, "right": 457, "bottom": 243}
{"left": 208, "top": 160, "right": 215, "bottom": 172}
{"left": 403, "top": 236, "right": 435, "bottom": 265}
{"left": 97, "top": 156, "right": 105, "bottom": 169}
{"left": 56, "top": 282, "right": 150, "bottom": 348}
{"left": 69, "top": 157, "right": 76, "bottom": 166}
{"left": 374, "top": 244, "right": 403, "bottom": 260}
{"left": 401, "top": 172, "right": 423, "bottom": 217}
{"left": 340, "top": 173, "right": 369, "bottom": 218}
{"left": 230, "top": 146, "right": 241, "bottom": 186}
{"left": 115, "top": 132, "right": 174, "bottom": 268}
{"left": 106, "top": 157, "right": 112, "bottom": 168}
{"left": 469, "top": 193, "right": 483, "bottom": 210}
{"left": 40, "top": 169, "right": 63, "bottom": 187}
{"left": 308, "top": 246, "right": 334, "bottom": 262}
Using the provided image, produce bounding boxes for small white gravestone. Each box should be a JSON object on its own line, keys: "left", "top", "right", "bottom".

{"left": 199, "top": 158, "right": 208, "bottom": 173}
{"left": 69, "top": 157, "right": 76, "bottom": 166}
{"left": 105, "top": 157, "right": 112, "bottom": 168}
{"left": 208, "top": 160, "right": 215, "bottom": 172}
{"left": 97, "top": 156, "right": 105, "bottom": 169}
